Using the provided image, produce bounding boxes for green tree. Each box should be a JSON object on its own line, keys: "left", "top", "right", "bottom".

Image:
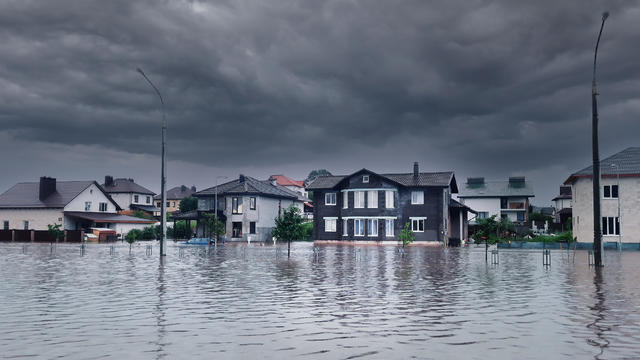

{"left": 203, "top": 213, "right": 225, "bottom": 243}
{"left": 125, "top": 229, "right": 139, "bottom": 253}
{"left": 398, "top": 222, "right": 415, "bottom": 248}
{"left": 272, "top": 206, "right": 305, "bottom": 257}
{"left": 132, "top": 210, "right": 154, "bottom": 220}
{"left": 47, "top": 223, "right": 64, "bottom": 243}
{"left": 306, "top": 169, "right": 333, "bottom": 183}
{"left": 140, "top": 226, "right": 157, "bottom": 240}
{"left": 179, "top": 196, "right": 198, "bottom": 213}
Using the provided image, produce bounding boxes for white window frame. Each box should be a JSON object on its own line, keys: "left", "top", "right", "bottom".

{"left": 24, "top": 221, "right": 29, "bottom": 230}
{"left": 354, "top": 219, "right": 365, "bottom": 236}
{"left": 343, "top": 219, "right": 348, "bottom": 236}
{"left": 324, "top": 218, "right": 337, "bottom": 232}
{"left": 603, "top": 185, "right": 619, "bottom": 199}
{"left": 354, "top": 191, "right": 365, "bottom": 208}
{"left": 385, "top": 190, "right": 394, "bottom": 208}
{"left": 363, "top": 175, "right": 369, "bottom": 183}
{"left": 3, "top": 220, "right": 9, "bottom": 230}
{"left": 478, "top": 212, "right": 489, "bottom": 219}
{"left": 410, "top": 217, "right": 426, "bottom": 232}
{"left": 368, "top": 218, "right": 378, "bottom": 236}
{"left": 367, "top": 190, "right": 378, "bottom": 208}
{"left": 325, "top": 192, "right": 337, "bottom": 206}
{"left": 385, "top": 219, "right": 394, "bottom": 237}
{"left": 343, "top": 192, "right": 348, "bottom": 209}
{"left": 99, "top": 202, "right": 108, "bottom": 212}
{"left": 411, "top": 191, "right": 424, "bottom": 205}
{"left": 134, "top": 195, "right": 139, "bottom": 203}
{"left": 146, "top": 196, "right": 151, "bottom": 204}
{"left": 85, "top": 201, "right": 92, "bottom": 211}
{"left": 602, "top": 216, "right": 620, "bottom": 236}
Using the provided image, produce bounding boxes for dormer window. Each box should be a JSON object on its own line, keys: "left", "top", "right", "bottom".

{"left": 363, "top": 175, "right": 369, "bottom": 183}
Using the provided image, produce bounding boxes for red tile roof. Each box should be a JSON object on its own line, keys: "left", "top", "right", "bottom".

{"left": 269, "top": 175, "right": 304, "bottom": 188}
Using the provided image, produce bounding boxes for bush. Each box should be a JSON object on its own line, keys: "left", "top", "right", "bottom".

{"left": 301, "top": 222, "right": 313, "bottom": 241}
{"left": 140, "top": 226, "right": 157, "bottom": 240}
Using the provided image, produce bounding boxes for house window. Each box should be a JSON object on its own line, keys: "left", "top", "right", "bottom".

{"left": 343, "top": 192, "right": 348, "bottom": 209}
{"left": 478, "top": 212, "right": 488, "bottom": 219}
{"left": 411, "top": 218, "right": 425, "bottom": 232}
{"left": 367, "top": 191, "right": 378, "bottom": 208}
{"left": 3, "top": 221, "right": 8, "bottom": 230}
{"left": 411, "top": 191, "right": 424, "bottom": 205}
{"left": 172, "top": 202, "right": 176, "bottom": 207}
{"left": 385, "top": 219, "right": 394, "bottom": 237}
{"left": 166, "top": 201, "right": 170, "bottom": 207}
{"left": 134, "top": 195, "right": 139, "bottom": 203}
{"left": 500, "top": 197, "right": 508, "bottom": 209}
{"left": 368, "top": 219, "right": 378, "bottom": 236}
{"left": 517, "top": 212, "right": 525, "bottom": 222}
{"left": 250, "top": 222, "right": 256, "bottom": 234}
{"left": 24, "top": 221, "right": 29, "bottom": 230}
{"left": 157, "top": 201, "right": 161, "bottom": 207}
{"left": 324, "top": 218, "right": 337, "bottom": 232}
{"left": 385, "top": 190, "right": 394, "bottom": 208}
{"left": 354, "top": 219, "right": 365, "bottom": 236}
{"left": 354, "top": 191, "right": 365, "bottom": 208}
{"left": 99, "top": 202, "right": 108, "bottom": 212}
{"left": 343, "top": 220, "right": 348, "bottom": 236}
{"left": 603, "top": 185, "right": 619, "bottom": 199}
{"left": 232, "top": 197, "right": 242, "bottom": 214}
{"left": 363, "top": 175, "right": 369, "bottom": 183}
{"left": 250, "top": 197, "right": 256, "bottom": 210}
{"left": 602, "top": 217, "right": 620, "bottom": 236}
{"left": 232, "top": 222, "right": 242, "bottom": 237}
{"left": 211, "top": 199, "right": 216, "bottom": 210}
{"left": 84, "top": 201, "right": 92, "bottom": 211}
{"left": 146, "top": 196, "right": 151, "bottom": 204}
{"left": 325, "top": 192, "right": 336, "bottom": 206}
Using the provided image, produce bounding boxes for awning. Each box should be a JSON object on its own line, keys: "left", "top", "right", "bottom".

{"left": 65, "top": 211, "right": 156, "bottom": 224}
{"left": 131, "top": 204, "right": 160, "bottom": 212}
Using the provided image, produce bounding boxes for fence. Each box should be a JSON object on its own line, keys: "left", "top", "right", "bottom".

{"left": 0, "top": 230, "right": 84, "bottom": 242}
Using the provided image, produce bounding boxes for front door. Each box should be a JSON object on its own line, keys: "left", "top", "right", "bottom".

{"left": 232, "top": 222, "right": 242, "bottom": 238}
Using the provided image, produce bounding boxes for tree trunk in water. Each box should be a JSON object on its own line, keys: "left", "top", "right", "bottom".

{"left": 288, "top": 240, "right": 291, "bottom": 258}
{"left": 485, "top": 242, "right": 488, "bottom": 262}
{"left": 129, "top": 243, "right": 132, "bottom": 254}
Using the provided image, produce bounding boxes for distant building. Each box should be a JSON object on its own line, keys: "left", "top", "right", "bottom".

{"left": 193, "top": 175, "right": 304, "bottom": 242}
{"left": 101, "top": 176, "right": 158, "bottom": 216}
{"left": 0, "top": 177, "right": 155, "bottom": 236}
{"left": 552, "top": 185, "right": 572, "bottom": 225}
{"left": 269, "top": 175, "right": 308, "bottom": 199}
{"left": 307, "top": 163, "right": 473, "bottom": 245}
{"left": 564, "top": 147, "right": 640, "bottom": 246}
{"left": 154, "top": 185, "right": 196, "bottom": 216}
{"left": 458, "top": 177, "right": 534, "bottom": 223}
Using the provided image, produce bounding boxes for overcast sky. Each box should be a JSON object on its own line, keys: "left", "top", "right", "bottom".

{"left": 0, "top": 0, "right": 639, "bottom": 205}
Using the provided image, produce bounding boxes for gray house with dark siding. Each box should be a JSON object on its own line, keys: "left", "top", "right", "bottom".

{"left": 307, "top": 163, "right": 474, "bottom": 245}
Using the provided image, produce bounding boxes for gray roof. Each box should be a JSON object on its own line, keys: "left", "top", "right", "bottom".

{"left": 102, "top": 178, "right": 155, "bottom": 195}
{"left": 306, "top": 170, "right": 456, "bottom": 190}
{"left": 565, "top": 147, "right": 640, "bottom": 183}
{"left": 65, "top": 212, "right": 156, "bottom": 223}
{"left": 450, "top": 198, "right": 477, "bottom": 214}
{"left": 154, "top": 185, "right": 196, "bottom": 200}
{"left": 458, "top": 180, "right": 534, "bottom": 198}
{"left": 194, "top": 175, "right": 298, "bottom": 200}
{"left": 0, "top": 181, "right": 95, "bottom": 208}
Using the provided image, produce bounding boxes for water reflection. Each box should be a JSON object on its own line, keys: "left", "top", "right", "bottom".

{"left": 0, "top": 243, "right": 640, "bottom": 359}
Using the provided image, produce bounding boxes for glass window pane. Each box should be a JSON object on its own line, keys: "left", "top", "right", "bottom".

{"left": 604, "top": 186, "right": 610, "bottom": 198}
{"left": 612, "top": 185, "right": 619, "bottom": 198}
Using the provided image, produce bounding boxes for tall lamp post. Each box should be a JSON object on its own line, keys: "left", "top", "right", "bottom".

{"left": 591, "top": 12, "right": 609, "bottom": 267}
{"left": 137, "top": 68, "right": 167, "bottom": 257}
{"left": 611, "top": 163, "right": 621, "bottom": 251}
{"left": 214, "top": 175, "right": 227, "bottom": 243}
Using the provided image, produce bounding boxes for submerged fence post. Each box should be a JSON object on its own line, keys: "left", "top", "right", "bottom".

{"left": 588, "top": 250, "right": 595, "bottom": 266}
{"left": 491, "top": 249, "right": 499, "bottom": 265}
{"left": 146, "top": 245, "right": 153, "bottom": 256}
{"left": 543, "top": 249, "right": 551, "bottom": 266}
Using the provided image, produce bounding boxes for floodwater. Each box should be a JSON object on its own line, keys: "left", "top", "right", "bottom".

{"left": 1, "top": 242, "right": 639, "bottom": 360}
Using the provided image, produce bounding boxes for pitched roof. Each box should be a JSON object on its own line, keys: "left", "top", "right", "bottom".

{"left": 450, "top": 198, "right": 477, "bottom": 214}
{"left": 564, "top": 147, "right": 640, "bottom": 184}
{"left": 269, "top": 175, "right": 304, "bottom": 188}
{"left": 194, "top": 175, "right": 298, "bottom": 200}
{"left": 154, "top": 185, "right": 196, "bottom": 200}
{"left": 306, "top": 169, "right": 457, "bottom": 191}
{"left": 65, "top": 212, "right": 156, "bottom": 224}
{"left": 458, "top": 180, "right": 534, "bottom": 198}
{"left": 0, "top": 181, "right": 102, "bottom": 208}
{"left": 102, "top": 178, "right": 155, "bottom": 195}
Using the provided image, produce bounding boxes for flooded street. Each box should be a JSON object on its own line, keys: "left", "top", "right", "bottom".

{"left": 1, "top": 242, "right": 639, "bottom": 359}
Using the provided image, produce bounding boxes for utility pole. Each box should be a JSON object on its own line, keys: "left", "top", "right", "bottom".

{"left": 137, "top": 68, "right": 167, "bottom": 257}
{"left": 591, "top": 12, "right": 609, "bottom": 267}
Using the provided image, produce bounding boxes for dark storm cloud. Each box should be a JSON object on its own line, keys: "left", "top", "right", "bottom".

{"left": 1, "top": 0, "right": 640, "bottom": 201}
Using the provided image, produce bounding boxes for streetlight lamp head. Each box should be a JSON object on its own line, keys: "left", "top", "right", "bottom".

{"left": 602, "top": 11, "right": 609, "bottom": 21}
{"left": 136, "top": 68, "right": 145, "bottom": 76}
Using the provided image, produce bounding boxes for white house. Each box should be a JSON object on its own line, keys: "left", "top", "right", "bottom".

{"left": 457, "top": 177, "right": 534, "bottom": 223}
{"left": 0, "top": 177, "right": 155, "bottom": 237}
{"left": 552, "top": 185, "right": 572, "bottom": 225}
{"left": 564, "top": 147, "right": 640, "bottom": 247}
{"left": 102, "top": 176, "right": 158, "bottom": 215}
{"left": 193, "top": 175, "right": 304, "bottom": 242}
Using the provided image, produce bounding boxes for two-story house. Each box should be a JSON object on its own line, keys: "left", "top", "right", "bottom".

{"left": 153, "top": 185, "right": 196, "bottom": 216}
{"left": 307, "top": 163, "right": 472, "bottom": 245}
{"left": 552, "top": 185, "right": 572, "bottom": 225}
{"left": 102, "top": 176, "right": 158, "bottom": 216}
{"left": 193, "top": 175, "right": 303, "bottom": 242}
{"left": 457, "top": 177, "right": 534, "bottom": 224}
{"left": 564, "top": 147, "right": 640, "bottom": 247}
{"left": 0, "top": 177, "right": 155, "bottom": 236}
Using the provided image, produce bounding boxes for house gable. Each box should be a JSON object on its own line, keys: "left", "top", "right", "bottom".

{"left": 64, "top": 183, "right": 120, "bottom": 213}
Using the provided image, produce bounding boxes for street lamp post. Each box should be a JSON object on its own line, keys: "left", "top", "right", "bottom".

{"left": 591, "top": 12, "right": 609, "bottom": 267}
{"left": 137, "top": 68, "right": 167, "bottom": 257}
{"left": 611, "top": 163, "right": 621, "bottom": 251}
{"left": 214, "top": 175, "right": 227, "bottom": 243}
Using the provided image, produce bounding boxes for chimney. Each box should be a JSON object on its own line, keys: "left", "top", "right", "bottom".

{"left": 190, "top": 186, "right": 196, "bottom": 192}
{"left": 39, "top": 177, "right": 56, "bottom": 201}
{"left": 181, "top": 185, "right": 187, "bottom": 192}
{"left": 413, "top": 162, "right": 419, "bottom": 178}
{"left": 105, "top": 176, "right": 114, "bottom": 187}
{"left": 239, "top": 174, "right": 245, "bottom": 183}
